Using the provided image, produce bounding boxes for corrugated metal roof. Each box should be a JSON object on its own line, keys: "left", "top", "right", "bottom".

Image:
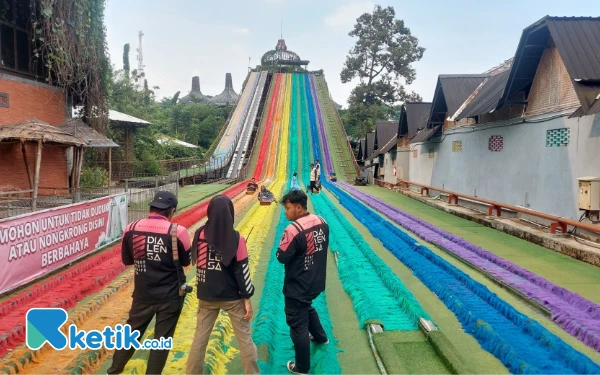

{"left": 157, "top": 135, "right": 199, "bottom": 148}
{"left": 501, "top": 16, "right": 600, "bottom": 117}
{"left": 358, "top": 138, "right": 366, "bottom": 160}
{"left": 374, "top": 121, "right": 398, "bottom": 149}
{"left": 546, "top": 18, "right": 600, "bottom": 80}
{"left": 408, "top": 125, "right": 441, "bottom": 145}
{"left": 0, "top": 119, "right": 87, "bottom": 146}
{"left": 377, "top": 136, "right": 398, "bottom": 155}
{"left": 569, "top": 98, "right": 600, "bottom": 118}
{"left": 366, "top": 132, "right": 376, "bottom": 158}
{"left": 58, "top": 119, "right": 119, "bottom": 148}
{"left": 454, "top": 70, "right": 511, "bottom": 121}
{"left": 429, "top": 75, "right": 487, "bottom": 126}
{"left": 439, "top": 75, "right": 489, "bottom": 116}
{"left": 405, "top": 102, "right": 432, "bottom": 137}
{"left": 365, "top": 121, "right": 398, "bottom": 161}
{"left": 109, "top": 110, "right": 151, "bottom": 125}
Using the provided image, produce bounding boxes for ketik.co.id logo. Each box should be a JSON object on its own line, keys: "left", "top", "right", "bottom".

{"left": 26, "top": 308, "right": 172, "bottom": 350}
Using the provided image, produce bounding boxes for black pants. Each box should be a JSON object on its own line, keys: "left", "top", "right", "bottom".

{"left": 108, "top": 298, "right": 183, "bottom": 375}
{"left": 309, "top": 181, "right": 317, "bottom": 193}
{"left": 284, "top": 297, "right": 327, "bottom": 373}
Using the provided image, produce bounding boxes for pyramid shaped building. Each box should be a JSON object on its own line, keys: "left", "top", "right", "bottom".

{"left": 180, "top": 76, "right": 209, "bottom": 104}
{"left": 211, "top": 73, "right": 239, "bottom": 106}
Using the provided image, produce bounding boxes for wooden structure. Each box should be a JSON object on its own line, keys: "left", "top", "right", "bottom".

{"left": 59, "top": 119, "right": 119, "bottom": 182}
{"left": 108, "top": 110, "right": 150, "bottom": 162}
{"left": 0, "top": 119, "right": 86, "bottom": 210}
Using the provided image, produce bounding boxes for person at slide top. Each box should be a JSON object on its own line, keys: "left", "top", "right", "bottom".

{"left": 186, "top": 195, "right": 259, "bottom": 374}
{"left": 277, "top": 190, "right": 330, "bottom": 375}
{"left": 108, "top": 191, "right": 191, "bottom": 375}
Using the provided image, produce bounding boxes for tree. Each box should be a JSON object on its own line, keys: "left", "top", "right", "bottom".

{"left": 123, "top": 44, "right": 130, "bottom": 72}
{"left": 341, "top": 5, "right": 424, "bottom": 106}
{"left": 340, "top": 5, "right": 424, "bottom": 139}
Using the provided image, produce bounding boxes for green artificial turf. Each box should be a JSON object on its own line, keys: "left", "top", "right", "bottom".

{"left": 320, "top": 189, "right": 510, "bottom": 374}
{"left": 374, "top": 331, "right": 450, "bottom": 374}
{"left": 177, "top": 184, "right": 230, "bottom": 211}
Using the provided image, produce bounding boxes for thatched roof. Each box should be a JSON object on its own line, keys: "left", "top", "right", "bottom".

{"left": 58, "top": 119, "right": 119, "bottom": 148}
{"left": 0, "top": 119, "right": 86, "bottom": 146}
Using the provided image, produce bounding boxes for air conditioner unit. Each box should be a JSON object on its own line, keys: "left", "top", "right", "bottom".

{"left": 577, "top": 177, "right": 600, "bottom": 211}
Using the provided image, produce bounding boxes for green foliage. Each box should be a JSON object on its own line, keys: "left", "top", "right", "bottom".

{"left": 123, "top": 43, "right": 130, "bottom": 72}
{"left": 341, "top": 5, "right": 424, "bottom": 105}
{"left": 80, "top": 166, "right": 109, "bottom": 187}
{"left": 33, "top": 0, "right": 110, "bottom": 131}
{"left": 105, "top": 65, "right": 231, "bottom": 174}
{"left": 341, "top": 5, "right": 424, "bottom": 139}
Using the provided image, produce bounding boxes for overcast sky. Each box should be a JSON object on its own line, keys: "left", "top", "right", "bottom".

{"left": 105, "top": 0, "right": 595, "bottom": 107}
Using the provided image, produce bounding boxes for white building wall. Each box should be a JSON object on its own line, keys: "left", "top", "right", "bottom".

{"left": 408, "top": 113, "right": 600, "bottom": 219}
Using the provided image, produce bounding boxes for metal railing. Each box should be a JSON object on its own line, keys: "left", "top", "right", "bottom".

{"left": 0, "top": 175, "right": 178, "bottom": 223}
{"left": 376, "top": 178, "right": 600, "bottom": 235}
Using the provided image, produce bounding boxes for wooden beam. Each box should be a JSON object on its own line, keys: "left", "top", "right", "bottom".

{"left": 77, "top": 147, "right": 84, "bottom": 188}
{"left": 32, "top": 140, "right": 43, "bottom": 211}
{"left": 70, "top": 146, "right": 78, "bottom": 188}
{"left": 108, "top": 148, "right": 112, "bottom": 184}
{"left": 21, "top": 142, "right": 34, "bottom": 190}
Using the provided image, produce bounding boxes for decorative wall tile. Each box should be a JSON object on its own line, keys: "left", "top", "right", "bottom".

{"left": 546, "top": 128, "right": 570, "bottom": 147}
{"left": 452, "top": 141, "right": 462, "bottom": 152}
{"left": 489, "top": 135, "right": 503, "bottom": 152}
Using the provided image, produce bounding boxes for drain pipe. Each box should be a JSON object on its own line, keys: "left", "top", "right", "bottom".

{"left": 367, "top": 324, "right": 387, "bottom": 375}
{"left": 333, "top": 250, "right": 387, "bottom": 375}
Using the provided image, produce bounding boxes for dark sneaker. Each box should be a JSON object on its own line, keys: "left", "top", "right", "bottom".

{"left": 287, "top": 361, "right": 307, "bottom": 374}
{"left": 309, "top": 334, "right": 329, "bottom": 344}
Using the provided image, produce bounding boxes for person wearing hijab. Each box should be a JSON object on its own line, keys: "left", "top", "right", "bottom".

{"left": 186, "top": 195, "right": 259, "bottom": 374}
{"left": 258, "top": 185, "right": 276, "bottom": 203}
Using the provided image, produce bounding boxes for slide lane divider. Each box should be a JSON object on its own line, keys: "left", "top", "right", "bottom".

{"left": 323, "top": 181, "right": 600, "bottom": 374}
{"left": 338, "top": 182, "right": 600, "bottom": 353}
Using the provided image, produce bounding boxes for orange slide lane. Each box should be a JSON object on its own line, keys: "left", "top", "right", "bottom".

{"left": 253, "top": 73, "right": 281, "bottom": 180}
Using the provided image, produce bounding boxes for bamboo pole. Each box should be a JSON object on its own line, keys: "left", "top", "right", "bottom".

{"left": 108, "top": 147, "right": 112, "bottom": 184}
{"left": 32, "top": 140, "right": 43, "bottom": 211}
{"left": 21, "top": 142, "right": 34, "bottom": 189}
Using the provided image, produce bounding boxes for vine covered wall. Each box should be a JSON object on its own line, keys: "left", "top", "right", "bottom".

{"left": 32, "top": 0, "right": 110, "bottom": 131}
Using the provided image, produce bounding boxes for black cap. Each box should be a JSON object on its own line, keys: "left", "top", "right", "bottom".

{"left": 149, "top": 191, "right": 178, "bottom": 210}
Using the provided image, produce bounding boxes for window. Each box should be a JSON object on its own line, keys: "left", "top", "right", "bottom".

{"left": 0, "top": 92, "right": 8, "bottom": 107}
{"left": 452, "top": 141, "right": 463, "bottom": 152}
{"left": 489, "top": 136, "right": 503, "bottom": 152}
{"left": 546, "top": 128, "right": 570, "bottom": 147}
{"left": 0, "top": 0, "right": 33, "bottom": 74}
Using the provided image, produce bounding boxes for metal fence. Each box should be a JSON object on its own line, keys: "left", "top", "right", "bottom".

{"left": 0, "top": 174, "right": 178, "bottom": 223}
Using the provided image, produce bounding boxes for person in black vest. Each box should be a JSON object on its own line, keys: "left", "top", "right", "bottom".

{"left": 186, "top": 195, "right": 259, "bottom": 374}
{"left": 277, "top": 190, "right": 330, "bottom": 374}
{"left": 108, "top": 191, "right": 191, "bottom": 375}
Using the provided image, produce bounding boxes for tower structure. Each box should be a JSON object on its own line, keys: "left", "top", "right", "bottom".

{"left": 136, "top": 30, "right": 145, "bottom": 90}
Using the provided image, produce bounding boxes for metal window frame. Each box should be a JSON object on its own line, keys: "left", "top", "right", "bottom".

{"left": 0, "top": 92, "right": 8, "bottom": 107}
{"left": 0, "top": 0, "right": 35, "bottom": 77}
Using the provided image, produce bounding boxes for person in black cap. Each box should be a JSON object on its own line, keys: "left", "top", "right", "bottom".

{"left": 108, "top": 191, "right": 191, "bottom": 375}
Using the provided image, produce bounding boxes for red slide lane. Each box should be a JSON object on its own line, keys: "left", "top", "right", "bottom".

{"left": 253, "top": 73, "right": 281, "bottom": 180}
{"left": 0, "top": 184, "right": 245, "bottom": 357}
{"left": 0, "top": 71, "right": 279, "bottom": 357}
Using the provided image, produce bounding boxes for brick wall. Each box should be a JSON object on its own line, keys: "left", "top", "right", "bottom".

{"left": 0, "top": 142, "right": 69, "bottom": 191}
{"left": 525, "top": 41, "right": 580, "bottom": 117}
{"left": 0, "top": 76, "right": 66, "bottom": 126}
